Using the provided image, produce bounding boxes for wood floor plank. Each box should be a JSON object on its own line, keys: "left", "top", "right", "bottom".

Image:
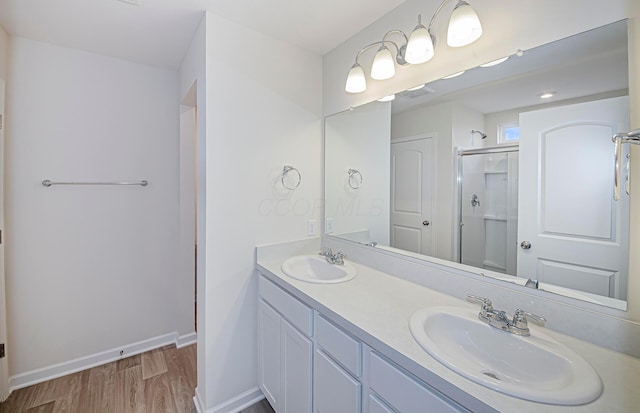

{"left": 113, "top": 365, "right": 145, "bottom": 413}
{"left": 71, "top": 370, "right": 91, "bottom": 413}
{"left": 25, "top": 401, "right": 55, "bottom": 413}
{"left": 86, "top": 361, "right": 117, "bottom": 412}
{"left": 143, "top": 374, "right": 176, "bottom": 413}
{"left": 178, "top": 345, "right": 197, "bottom": 390}
{"left": 31, "top": 370, "right": 83, "bottom": 409}
{"left": 48, "top": 370, "right": 85, "bottom": 413}
{"left": 0, "top": 381, "right": 38, "bottom": 413}
{"left": 141, "top": 348, "right": 168, "bottom": 380}
{"left": 163, "top": 346, "right": 195, "bottom": 412}
{"left": 116, "top": 353, "right": 141, "bottom": 371}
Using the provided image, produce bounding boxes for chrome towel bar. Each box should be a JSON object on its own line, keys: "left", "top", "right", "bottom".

{"left": 42, "top": 179, "right": 149, "bottom": 187}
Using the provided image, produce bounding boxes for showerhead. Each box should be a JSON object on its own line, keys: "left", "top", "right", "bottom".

{"left": 471, "top": 129, "right": 487, "bottom": 139}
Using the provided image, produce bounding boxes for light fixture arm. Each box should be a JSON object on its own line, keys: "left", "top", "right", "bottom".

{"left": 381, "top": 30, "right": 409, "bottom": 65}
{"left": 428, "top": 0, "right": 457, "bottom": 30}
{"left": 353, "top": 42, "right": 384, "bottom": 65}
{"left": 353, "top": 37, "right": 407, "bottom": 66}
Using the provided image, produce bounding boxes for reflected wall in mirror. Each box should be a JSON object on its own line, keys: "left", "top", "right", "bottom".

{"left": 324, "top": 20, "right": 630, "bottom": 310}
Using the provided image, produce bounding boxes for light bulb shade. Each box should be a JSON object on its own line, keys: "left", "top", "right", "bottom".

{"left": 405, "top": 25, "right": 434, "bottom": 64}
{"left": 447, "top": 1, "right": 483, "bottom": 47}
{"left": 371, "top": 45, "right": 396, "bottom": 80}
{"left": 345, "top": 63, "right": 366, "bottom": 93}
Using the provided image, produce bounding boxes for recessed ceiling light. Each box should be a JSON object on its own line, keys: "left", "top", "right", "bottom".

{"left": 407, "top": 84, "right": 426, "bottom": 91}
{"left": 378, "top": 95, "right": 396, "bottom": 102}
{"left": 480, "top": 56, "right": 509, "bottom": 67}
{"left": 443, "top": 71, "right": 465, "bottom": 79}
{"left": 538, "top": 91, "right": 557, "bottom": 99}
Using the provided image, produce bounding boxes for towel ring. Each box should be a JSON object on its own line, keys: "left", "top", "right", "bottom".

{"left": 348, "top": 169, "right": 363, "bottom": 189}
{"left": 282, "top": 165, "right": 301, "bottom": 190}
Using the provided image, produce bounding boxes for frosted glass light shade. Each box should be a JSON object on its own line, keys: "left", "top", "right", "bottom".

{"left": 406, "top": 25, "right": 434, "bottom": 64}
{"left": 447, "top": 1, "right": 483, "bottom": 47}
{"left": 371, "top": 45, "right": 396, "bottom": 80}
{"left": 345, "top": 63, "right": 366, "bottom": 93}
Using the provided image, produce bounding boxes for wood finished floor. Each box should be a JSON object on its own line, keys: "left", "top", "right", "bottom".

{"left": 0, "top": 344, "right": 274, "bottom": 413}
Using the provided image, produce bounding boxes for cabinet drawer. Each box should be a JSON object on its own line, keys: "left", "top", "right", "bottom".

{"left": 369, "top": 352, "right": 463, "bottom": 413}
{"left": 259, "top": 275, "right": 312, "bottom": 336}
{"left": 315, "top": 314, "right": 361, "bottom": 376}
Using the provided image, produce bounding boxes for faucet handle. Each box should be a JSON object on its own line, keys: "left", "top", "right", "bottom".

{"left": 513, "top": 308, "right": 546, "bottom": 328}
{"left": 467, "top": 295, "right": 493, "bottom": 313}
{"left": 319, "top": 248, "right": 333, "bottom": 257}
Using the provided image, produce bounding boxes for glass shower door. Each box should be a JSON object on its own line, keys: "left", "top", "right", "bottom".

{"left": 459, "top": 150, "right": 518, "bottom": 274}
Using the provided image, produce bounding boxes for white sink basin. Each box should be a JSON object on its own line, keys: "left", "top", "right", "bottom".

{"left": 409, "top": 306, "right": 602, "bottom": 405}
{"left": 281, "top": 255, "right": 357, "bottom": 284}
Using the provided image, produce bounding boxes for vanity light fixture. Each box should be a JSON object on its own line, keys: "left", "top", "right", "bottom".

{"left": 538, "top": 91, "right": 557, "bottom": 99}
{"left": 344, "top": 0, "right": 483, "bottom": 93}
{"left": 407, "top": 84, "right": 427, "bottom": 91}
{"left": 480, "top": 56, "right": 509, "bottom": 67}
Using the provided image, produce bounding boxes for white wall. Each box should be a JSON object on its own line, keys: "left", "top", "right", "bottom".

{"left": 5, "top": 37, "right": 193, "bottom": 377}
{"left": 179, "top": 12, "right": 323, "bottom": 412}
{"left": 325, "top": 102, "right": 391, "bottom": 244}
{"left": 0, "top": 25, "right": 8, "bottom": 81}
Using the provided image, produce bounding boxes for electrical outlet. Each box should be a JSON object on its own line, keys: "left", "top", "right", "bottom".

{"left": 326, "top": 218, "right": 334, "bottom": 234}
{"left": 307, "top": 220, "right": 317, "bottom": 236}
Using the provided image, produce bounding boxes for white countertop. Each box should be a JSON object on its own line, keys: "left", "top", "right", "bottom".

{"left": 257, "top": 252, "right": 640, "bottom": 413}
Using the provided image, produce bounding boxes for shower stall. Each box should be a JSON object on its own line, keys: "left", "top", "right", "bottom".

{"left": 457, "top": 145, "right": 519, "bottom": 274}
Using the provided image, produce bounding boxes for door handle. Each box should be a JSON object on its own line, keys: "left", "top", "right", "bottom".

{"left": 520, "top": 241, "right": 532, "bottom": 250}
{"left": 422, "top": 220, "right": 430, "bottom": 226}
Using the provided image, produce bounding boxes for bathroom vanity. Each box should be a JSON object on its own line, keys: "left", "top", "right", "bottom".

{"left": 256, "top": 240, "right": 640, "bottom": 413}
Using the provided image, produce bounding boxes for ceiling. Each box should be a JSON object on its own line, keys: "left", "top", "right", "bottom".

{"left": 0, "top": 0, "right": 407, "bottom": 70}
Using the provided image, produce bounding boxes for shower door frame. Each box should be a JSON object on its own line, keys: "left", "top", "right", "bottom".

{"left": 455, "top": 144, "right": 519, "bottom": 267}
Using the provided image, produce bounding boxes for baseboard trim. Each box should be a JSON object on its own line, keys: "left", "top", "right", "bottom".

{"left": 195, "top": 387, "right": 264, "bottom": 413}
{"left": 177, "top": 332, "right": 197, "bottom": 348}
{"left": 194, "top": 387, "right": 206, "bottom": 413}
{"left": 9, "top": 331, "right": 197, "bottom": 391}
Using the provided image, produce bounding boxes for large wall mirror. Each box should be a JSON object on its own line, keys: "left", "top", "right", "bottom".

{"left": 324, "top": 20, "right": 630, "bottom": 310}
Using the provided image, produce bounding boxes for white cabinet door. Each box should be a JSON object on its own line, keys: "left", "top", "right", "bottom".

{"left": 314, "top": 349, "right": 361, "bottom": 413}
{"left": 258, "top": 300, "right": 282, "bottom": 409}
{"left": 282, "top": 319, "right": 312, "bottom": 413}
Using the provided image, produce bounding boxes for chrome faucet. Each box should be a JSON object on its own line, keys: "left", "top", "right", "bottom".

{"left": 467, "top": 295, "right": 546, "bottom": 336}
{"left": 319, "top": 248, "right": 345, "bottom": 265}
